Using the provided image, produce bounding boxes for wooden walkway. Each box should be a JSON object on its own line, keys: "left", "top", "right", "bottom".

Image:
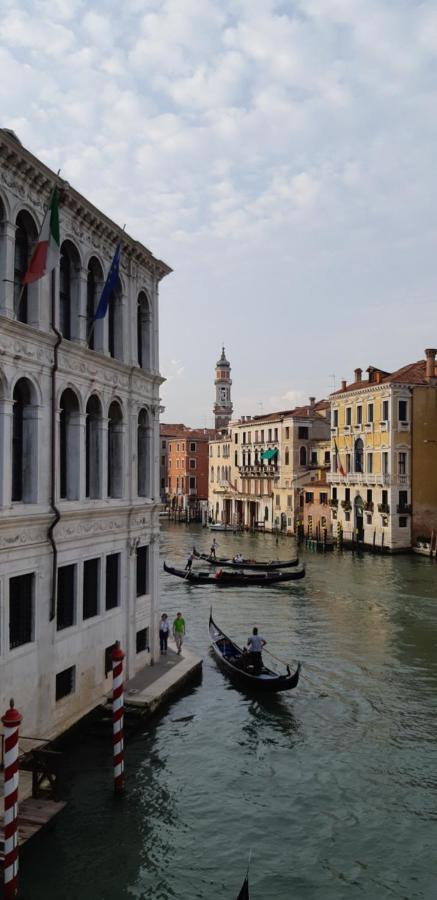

{"left": 0, "top": 768, "right": 66, "bottom": 860}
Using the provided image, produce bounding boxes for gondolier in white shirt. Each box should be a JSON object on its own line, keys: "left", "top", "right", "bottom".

{"left": 210, "top": 538, "right": 218, "bottom": 559}
{"left": 247, "top": 627, "right": 266, "bottom": 674}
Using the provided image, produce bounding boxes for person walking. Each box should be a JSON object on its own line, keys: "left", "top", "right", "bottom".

{"left": 159, "top": 613, "right": 170, "bottom": 655}
{"left": 247, "top": 627, "right": 266, "bottom": 674}
{"left": 173, "top": 612, "right": 186, "bottom": 654}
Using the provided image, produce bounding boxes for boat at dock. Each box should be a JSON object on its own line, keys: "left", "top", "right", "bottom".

{"left": 209, "top": 612, "right": 301, "bottom": 693}
{"left": 193, "top": 547, "right": 299, "bottom": 570}
{"left": 163, "top": 562, "right": 305, "bottom": 585}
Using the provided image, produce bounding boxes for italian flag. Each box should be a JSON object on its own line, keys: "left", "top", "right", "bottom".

{"left": 23, "top": 188, "right": 60, "bottom": 284}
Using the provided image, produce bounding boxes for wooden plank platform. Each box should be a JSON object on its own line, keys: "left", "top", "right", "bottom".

{"left": 0, "top": 797, "right": 66, "bottom": 859}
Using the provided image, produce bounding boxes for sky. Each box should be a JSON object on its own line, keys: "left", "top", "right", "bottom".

{"left": 1, "top": 0, "right": 437, "bottom": 426}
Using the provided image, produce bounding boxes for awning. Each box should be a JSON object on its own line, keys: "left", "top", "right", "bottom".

{"left": 260, "top": 448, "right": 278, "bottom": 461}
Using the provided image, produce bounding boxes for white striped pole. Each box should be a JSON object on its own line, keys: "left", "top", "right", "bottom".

{"left": 2, "top": 699, "right": 22, "bottom": 899}
{"left": 112, "top": 642, "right": 125, "bottom": 793}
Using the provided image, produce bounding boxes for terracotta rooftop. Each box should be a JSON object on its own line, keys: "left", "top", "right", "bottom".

{"left": 331, "top": 361, "right": 428, "bottom": 395}
{"left": 233, "top": 401, "right": 328, "bottom": 426}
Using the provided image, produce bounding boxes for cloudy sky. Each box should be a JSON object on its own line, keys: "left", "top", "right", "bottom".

{"left": 2, "top": 0, "right": 437, "bottom": 425}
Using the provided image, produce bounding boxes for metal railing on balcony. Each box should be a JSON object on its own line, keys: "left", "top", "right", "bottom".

{"left": 397, "top": 504, "right": 411, "bottom": 514}
{"left": 377, "top": 503, "right": 390, "bottom": 514}
{"left": 238, "top": 464, "right": 279, "bottom": 477}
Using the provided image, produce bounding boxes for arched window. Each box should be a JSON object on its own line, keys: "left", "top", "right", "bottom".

{"left": 87, "top": 257, "right": 104, "bottom": 351}
{"left": 355, "top": 438, "right": 364, "bottom": 473}
{"left": 211, "top": 467, "right": 214, "bottom": 483}
{"left": 12, "top": 378, "right": 37, "bottom": 502}
{"left": 14, "top": 211, "right": 38, "bottom": 324}
{"left": 108, "top": 278, "right": 123, "bottom": 360}
{"left": 59, "top": 241, "right": 80, "bottom": 341}
{"left": 59, "top": 389, "right": 80, "bottom": 499}
{"left": 285, "top": 447, "right": 290, "bottom": 466}
{"left": 137, "top": 409, "right": 150, "bottom": 497}
{"left": 137, "top": 291, "right": 152, "bottom": 370}
{"left": 299, "top": 446, "right": 307, "bottom": 466}
{"left": 264, "top": 506, "right": 269, "bottom": 521}
{"left": 108, "top": 401, "right": 124, "bottom": 498}
{"left": 86, "top": 395, "right": 103, "bottom": 498}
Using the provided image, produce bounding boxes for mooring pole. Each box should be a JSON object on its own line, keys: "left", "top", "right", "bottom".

{"left": 112, "top": 642, "right": 125, "bottom": 793}
{"left": 2, "top": 699, "right": 22, "bottom": 899}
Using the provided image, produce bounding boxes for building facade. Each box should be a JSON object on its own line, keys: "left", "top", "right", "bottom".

{"left": 213, "top": 347, "right": 233, "bottom": 431}
{"left": 167, "top": 430, "right": 214, "bottom": 513}
{"left": 0, "top": 129, "right": 170, "bottom": 738}
{"left": 328, "top": 355, "right": 437, "bottom": 551}
{"left": 159, "top": 424, "right": 189, "bottom": 502}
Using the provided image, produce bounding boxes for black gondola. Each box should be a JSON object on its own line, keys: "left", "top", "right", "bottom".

{"left": 164, "top": 562, "right": 305, "bottom": 585}
{"left": 209, "top": 612, "right": 301, "bottom": 693}
{"left": 193, "top": 547, "right": 299, "bottom": 570}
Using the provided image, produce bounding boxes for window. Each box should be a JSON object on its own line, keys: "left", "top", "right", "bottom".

{"left": 260, "top": 430, "right": 264, "bottom": 442}
{"left": 14, "top": 210, "right": 38, "bottom": 325}
{"left": 217, "top": 446, "right": 221, "bottom": 458}
{"left": 345, "top": 511, "right": 350, "bottom": 522}
{"left": 57, "top": 564, "right": 76, "bottom": 630}
{"left": 399, "top": 490, "right": 408, "bottom": 509}
{"left": 9, "top": 573, "right": 34, "bottom": 649}
{"left": 305, "top": 492, "right": 313, "bottom": 503}
{"left": 137, "top": 409, "right": 150, "bottom": 497}
{"left": 108, "top": 277, "right": 123, "bottom": 360}
{"left": 345, "top": 408, "right": 352, "bottom": 426}
{"left": 242, "top": 432, "right": 246, "bottom": 444}
{"left": 190, "top": 442, "right": 196, "bottom": 452}
{"left": 275, "top": 495, "right": 280, "bottom": 508}
{"left": 298, "top": 426, "right": 309, "bottom": 439}
{"left": 367, "top": 489, "right": 372, "bottom": 503}
{"left": 86, "top": 395, "right": 103, "bottom": 499}
{"left": 332, "top": 487, "right": 337, "bottom": 500}
{"left": 324, "top": 450, "right": 330, "bottom": 465}
{"left": 59, "top": 241, "right": 80, "bottom": 341}
{"left": 87, "top": 257, "right": 104, "bottom": 351}
{"left": 285, "top": 448, "right": 290, "bottom": 465}
{"left": 333, "top": 409, "right": 338, "bottom": 427}
{"left": 354, "top": 438, "right": 363, "bottom": 473}
{"left": 367, "top": 452, "right": 373, "bottom": 473}
{"left": 56, "top": 666, "right": 75, "bottom": 701}
{"left": 211, "top": 466, "right": 214, "bottom": 482}
{"left": 346, "top": 453, "right": 351, "bottom": 473}
{"left": 136, "top": 628, "right": 149, "bottom": 653}
{"left": 345, "top": 488, "right": 350, "bottom": 501}
{"left": 161, "top": 456, "right": 165, "bottom": 466}
{"left": 268, "top": 429, "right": 272, "bottom": 441}
{"left": 287, "top": 495, "right": 292, "bottom": 508}
{"left": 399, "top": 517, "right": 407, "bottom": 528}
{"left": 356, "top": 405, "right": 362, "bottom": 425}
{"left": 285, "top": 427, "right": 290, "bottom": 439}
{"left": 311, "top": 450, "right": 317, "bottom": 465}
{"left": 106, "top": 554, "right": 120, "bottom": 610}
{"left": 398, "top": 452, "right": 406, "bottom": 475}
{"left": 108, "top": 401, "right": 123, "bottom": 498}
{"left": 367, "top": 403, "right": 374, "bottom": 423}
{"left": 60, "top": 389, "right": 80, "bottom": 500}
{"left": 382, "top": 451, "right": 389, "bottom": 474}
{"left": 299, "top": 446, "right": 307, "bottom": 466}
{"left": 83, "top": 558, "right": 99, "bottom": 620}
{"left": 176, "top": 459, "right": 180, "bottom": 469}
{"left": 137, "top": 291, "right": 151, "bottom": 370}
{"left": 274, "top": 428, "right": 278, "bottom": 441}
{"left": 189, "top": 476, "right": 196, "bottom": 490}
{"left": 234, "top": 433, "right": 238, "bottom": 444}
{"left": 382, "top": 399, "right": 389, "bottom": 421}
{"left": 234, "top": 451, "right": 238, "bottom": 466}
{"left": 12, "top": 378, "right": 37, "bottom": 503}
{"left": 136, "top": 546, "right": 148, "bottom": 596}
{"left": 320, "top": 493, "right": 328, "bottom": 505}
{"left": 398, "top": 400, "right": 407, "bottom": 422}
{"left": 162, "top": 440, "right": 166, "bottom": 450}
{"left": 382, "top": 489, "right": 388, "bottom": 506}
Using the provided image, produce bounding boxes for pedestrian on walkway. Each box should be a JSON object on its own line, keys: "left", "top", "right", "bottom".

{"left": 173, "top": 612, "right": 186, "bottom": 655}
{"left": 159, "top": 613, "right": 170, "bottom": 655}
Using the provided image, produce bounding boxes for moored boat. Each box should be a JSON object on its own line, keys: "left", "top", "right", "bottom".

{"left": 163, "top": 562, "right": 305, "bottom": 585}
{"left": 209, "top": 612, "right": 301, "bottom": 693}
{"left": 193, "top": 547, "right": 299, "bottom": 570}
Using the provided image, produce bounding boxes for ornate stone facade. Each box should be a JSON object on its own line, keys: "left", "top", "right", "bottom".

{"left": 0, "top": 129, "right": 171, "bottom": 738}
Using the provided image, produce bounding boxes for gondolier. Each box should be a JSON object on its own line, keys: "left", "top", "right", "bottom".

{"left": 209, "top": 613, "right": 301, "bottom": 693}
{"left": 210, "top": 538, "right": 218, "bottom": 559}
{"left": 247, "top": 628, "right": 266, "bottom": 674}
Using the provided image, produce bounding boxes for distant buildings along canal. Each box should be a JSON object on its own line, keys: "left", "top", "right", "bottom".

{"left": 0, "top": 128, "right": 171, "bottom": 739}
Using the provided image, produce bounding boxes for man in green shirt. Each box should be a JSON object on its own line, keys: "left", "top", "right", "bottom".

{"left": 173, "top": 612, "right": 186, "bottom": 654}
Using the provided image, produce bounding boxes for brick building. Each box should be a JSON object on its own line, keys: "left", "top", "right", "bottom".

{"left": 168, "top": 429, "right": 215, "bottom": 513}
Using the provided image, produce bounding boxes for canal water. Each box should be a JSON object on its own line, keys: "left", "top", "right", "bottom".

{"left": 21, "top": 524, "right": 437, "bottom": 900}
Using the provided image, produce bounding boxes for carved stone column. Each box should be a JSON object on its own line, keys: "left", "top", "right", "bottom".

{"left": 0, "top": 221, "right": 17, "bottom": 318}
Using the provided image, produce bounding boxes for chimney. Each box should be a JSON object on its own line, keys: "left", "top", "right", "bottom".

{"left": 425, "top": 348, "right": 437, "bottom": 383}
{"left": 375, "top": 371, "right": 382, "bottom": 384}
{"left": 354, "top": 368, "right": 362, "bottom": 383}
{"left": 309, "top": 396, "right": 315, "bottom": 406}
{"left": 341, "top": 379, "right": 347, "bottom": 391}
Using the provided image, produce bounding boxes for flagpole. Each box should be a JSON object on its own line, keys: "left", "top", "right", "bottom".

{"left": 14, "top": 181, "right": 61, "bottom": 320}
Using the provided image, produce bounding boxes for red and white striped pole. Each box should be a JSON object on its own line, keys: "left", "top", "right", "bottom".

{"left": 2, "top": 699, "right": 22, "bottom": 899}
{"left": 112, "top": 642, "right": 125, "bottom": 793}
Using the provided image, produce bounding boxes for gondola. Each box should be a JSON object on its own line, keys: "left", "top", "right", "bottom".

{"left": 163, "top": 562, "right": 305, "bottom": 585}
{"left": 193, "top": 547, "right": 299, "bottom": 570}
{"left": 209, "top": 612, "right": 301, "bottom": 693}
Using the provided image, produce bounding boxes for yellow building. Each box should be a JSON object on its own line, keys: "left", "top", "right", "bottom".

{"left": 329, "top": 352, "right": 437, "bottom": 551}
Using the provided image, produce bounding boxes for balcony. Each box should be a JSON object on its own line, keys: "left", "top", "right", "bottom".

{"left": 377, "top": 503, "right": 390, "bottom": 514}
{"left": 341, "top": 500, "right": 352, "bottom": 510}
{"left": 330, "top": 426, "right": 338, "bottom": 436}
{"left": 343, "top": 424, "right": 351, "bottom": 434}
{"left": 397, "top": 504, "right": 411, "bottom": 514}
{"left": 398, "top": 421, "right": 410, "bottom": 432}
{"left": 363, "top": 501, "right": 374, "bottom": 511}
{"left": 353, "top": 423, "right": 362, "bottom": 432}
{"left": 380, "top": 421, "right": 388, "bottom": 431}
{"left": 364, "top": 422, "right": 374, "bottom": 433}
{"left": 329, "top": 498, "right": 338, "bottom": 508}
{"left": 328, "top": 472, "right": 407, "bottom": 487}
{"left": 238, "top": 464, "right": 279, "bottom": 477}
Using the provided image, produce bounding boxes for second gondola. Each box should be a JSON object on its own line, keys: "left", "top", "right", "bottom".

{"left": 163, "top": 562, "right": 305, "bottom": 585}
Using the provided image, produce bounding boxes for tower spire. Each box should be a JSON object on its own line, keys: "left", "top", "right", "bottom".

{"left": 213, "top": 346, "right": 233, "bottom": 431}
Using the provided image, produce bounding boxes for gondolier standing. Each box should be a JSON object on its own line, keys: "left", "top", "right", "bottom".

{"left": 173, "top": 612, "right": 186, "bottom": 654}
{"left": 247, "top": 627, "right": 266, "bottom": 674}
{"left": 210, "top": 538, "right": 217, "bottom": 559}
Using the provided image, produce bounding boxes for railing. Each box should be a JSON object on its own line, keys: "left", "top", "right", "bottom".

{"left": 377, "top": 503, "right": 390, "bottom": 514}
{"left": 328, "top": 473, "right": 408, "bottom": 486}
{"left": 341, "top": 500, "right": 352, "bottom": 510}
{"left": 238, "top": 465, "right": 279, "bottom": 476}
{"left": 343, "top": 424, "right": 351, "bottom": 434}
{"left": 397, "top": 504, "right": 411, "bottom": 514}
{"left": 329, "top": 498, "right": 338, "bottom": 508}
{"left": 398, "top": 421, "right": 410, "bottom": 431}
{"left": 363, "top": 501, "right": 374, "bottom": 511}
{"left": 364, "top": 423, "right": 374, "bottom": 433}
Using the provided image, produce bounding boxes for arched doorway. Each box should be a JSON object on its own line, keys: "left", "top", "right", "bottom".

{"left": 354, "top": 495, "right": 364, "bottom": 542}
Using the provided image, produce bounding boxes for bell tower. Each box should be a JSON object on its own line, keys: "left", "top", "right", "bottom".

{"left": 214, "top": 347, "right": 233, "bottom": 431}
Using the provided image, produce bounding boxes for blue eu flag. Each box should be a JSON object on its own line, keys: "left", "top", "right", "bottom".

{"left": 94, "top": 242, "right": 121, "bottom": 320}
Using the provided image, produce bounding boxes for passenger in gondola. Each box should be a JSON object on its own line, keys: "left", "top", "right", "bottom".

{"left": 233, "top": 553, "right": 244, "bottom": 563}
{"left": 247, "top": 627, "right": 266, "bottom": 674}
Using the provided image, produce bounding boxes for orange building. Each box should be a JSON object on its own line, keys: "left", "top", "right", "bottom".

{"left": 167, "top": 429, "right": 216, "bottom": 512}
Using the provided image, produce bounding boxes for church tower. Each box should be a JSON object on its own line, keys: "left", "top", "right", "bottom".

{"left": 214, "top": 347, "right": 233, "bottom": 431}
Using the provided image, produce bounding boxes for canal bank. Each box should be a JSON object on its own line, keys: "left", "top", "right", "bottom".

{"left": 18, "top": 522, "right": 437, "bottom": 900}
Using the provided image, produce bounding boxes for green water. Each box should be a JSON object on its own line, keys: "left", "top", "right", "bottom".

{"left": 20, "top": 524, "right": 437, "bottom": 899}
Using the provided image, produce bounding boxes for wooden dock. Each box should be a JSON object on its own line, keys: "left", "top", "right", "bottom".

{"left": 0, "top": 796, "right": 66, "bottom": 858}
